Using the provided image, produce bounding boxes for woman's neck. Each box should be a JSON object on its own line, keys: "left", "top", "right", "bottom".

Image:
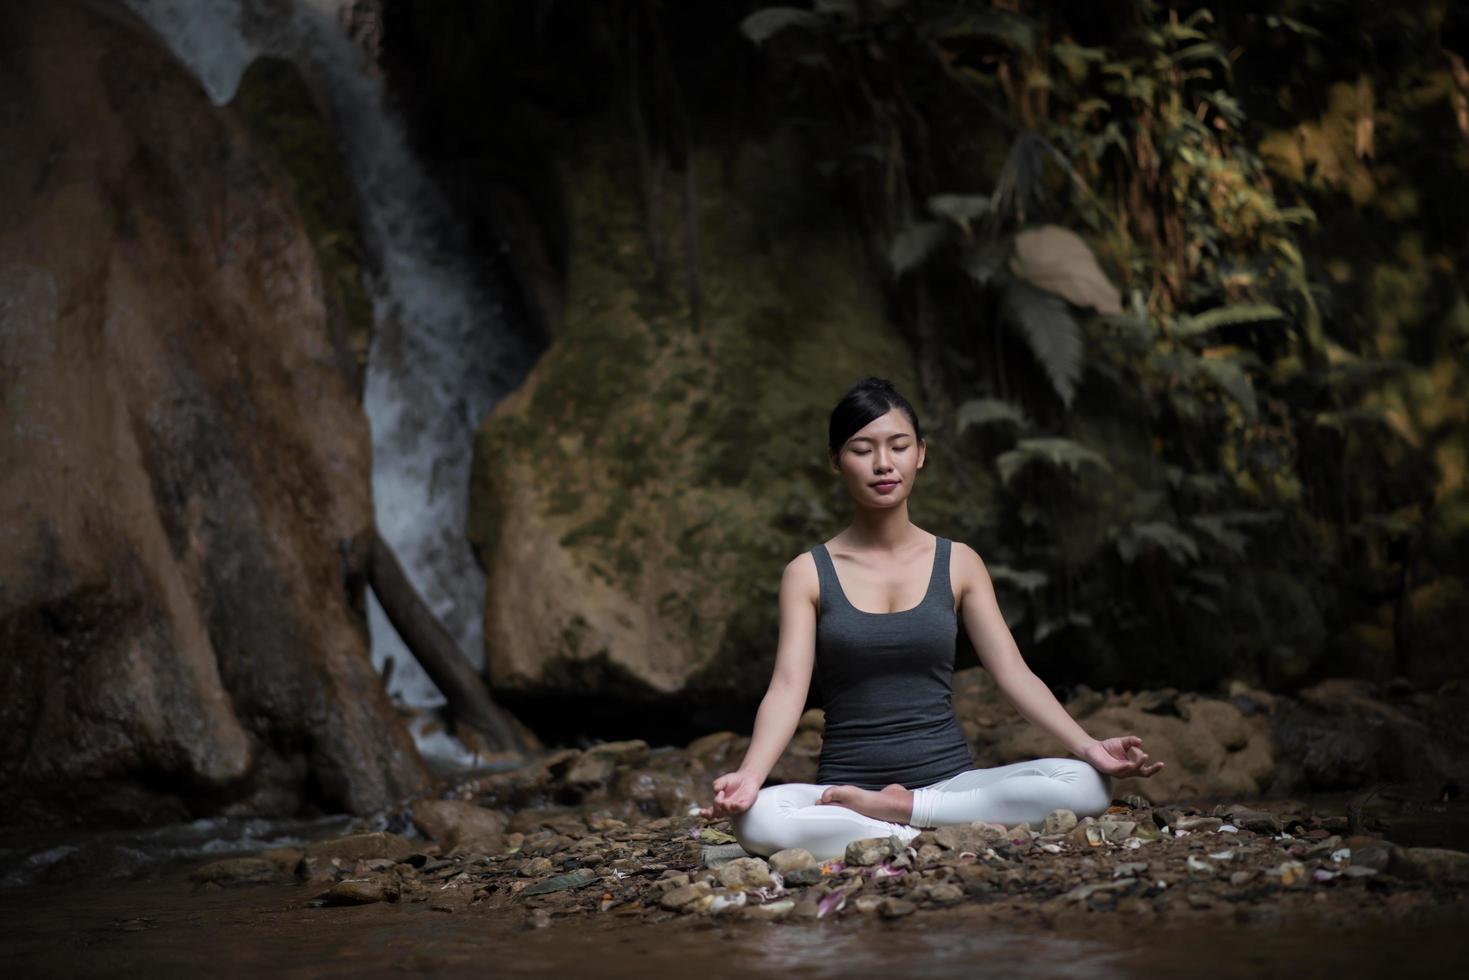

{"left": 843, "top": 502, "right": 922, "bottom": 553}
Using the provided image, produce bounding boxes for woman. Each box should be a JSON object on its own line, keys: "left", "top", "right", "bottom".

{"left": 697, "top": 377, "right": 1165, "bottom": 860}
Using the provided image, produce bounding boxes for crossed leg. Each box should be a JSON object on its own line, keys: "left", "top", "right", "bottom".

{"left": 730, "top": 758, "right": 1113, "bottom": 861}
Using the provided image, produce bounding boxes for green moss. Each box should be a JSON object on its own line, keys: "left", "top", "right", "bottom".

{"left": 233, "top": 58, "right": 373, "bottom": 392}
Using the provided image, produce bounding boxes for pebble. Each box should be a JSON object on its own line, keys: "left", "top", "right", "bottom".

{"left": 1043, "top": 809, "right": 1078, "bottom": 835}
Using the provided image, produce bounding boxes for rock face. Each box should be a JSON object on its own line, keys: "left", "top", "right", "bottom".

{"left": 467, "top": 128, "right": 981, "bottom": 736}
{"left": 0, "top": 1, "right": 431, "bottom": 824}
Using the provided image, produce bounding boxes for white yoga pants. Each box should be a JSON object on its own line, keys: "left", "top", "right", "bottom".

{"left": 730, "top": 757, "right": 1113, "bottom": 861}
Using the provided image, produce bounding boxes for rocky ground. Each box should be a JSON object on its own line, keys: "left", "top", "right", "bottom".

{"left": 186, "top": 787, "right": 1469, "bottom": 934}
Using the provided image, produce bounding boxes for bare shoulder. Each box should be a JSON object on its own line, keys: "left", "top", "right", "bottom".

{"left": 948, "top": 540, "right": 993, "bottom": 600}
{"left": 782, "top": 551, "right": 820, "bottom": 603}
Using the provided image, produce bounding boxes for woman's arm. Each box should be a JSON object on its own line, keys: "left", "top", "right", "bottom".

{"left": 954, "top": 542, "right": 1164, "bottom": 778}
{"left": 699, "top": 554, "right": 819, "bottom": 819}
{"left": 729, "top": 554, "right": 818, "bottom": 781}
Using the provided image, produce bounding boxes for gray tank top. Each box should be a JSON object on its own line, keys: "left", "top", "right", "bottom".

{"left": 810, "top": 536, "right": 976, "bottom": 790}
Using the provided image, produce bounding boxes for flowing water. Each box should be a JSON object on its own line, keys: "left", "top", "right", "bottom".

{"left": 1, "top": 861, "right": 1464, "bottom": 979}
{"left": 117, "top": 0, "right": 535, "bottom": 769}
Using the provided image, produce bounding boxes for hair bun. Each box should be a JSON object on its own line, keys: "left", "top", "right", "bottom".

{"left": 858, "top": 376, "right": 895, "bottom": 392}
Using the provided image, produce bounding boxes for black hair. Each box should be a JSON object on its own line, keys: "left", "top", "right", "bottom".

{"left": 827, "top": 376, "right": 924, "bottom": 453}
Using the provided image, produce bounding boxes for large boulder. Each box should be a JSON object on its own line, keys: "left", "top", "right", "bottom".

{"left": 468, "top": 129, "right": 980, "bottom": 733}
{"left": 0, "top": 1, "right": 431, "bottom": 824}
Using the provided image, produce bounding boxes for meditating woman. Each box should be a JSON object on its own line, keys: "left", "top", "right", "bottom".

{"left": 697, "top": 377, "right": 1165, "bottom": 860}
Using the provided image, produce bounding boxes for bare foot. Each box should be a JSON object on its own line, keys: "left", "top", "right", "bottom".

{"left": 816, "top": 783, "right": 914, "bottom": 824}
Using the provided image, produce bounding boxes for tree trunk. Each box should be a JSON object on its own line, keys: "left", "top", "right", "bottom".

{"left": 367, "top": 530, "right": 532, "bottom": 754}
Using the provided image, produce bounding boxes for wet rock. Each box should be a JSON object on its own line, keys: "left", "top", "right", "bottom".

{"left": 853, "top": 895, "right": 886, "bottom": 914}
{"left": 294, "top": 857, "right": 343, "bottom": 884}
{"left": 709, "top": 889, "right": 748, "bottom": 914}
{"left": 1069, "top": 819, "right": 1104, "bottom": 849}
{"left": 914, "top": 882, "right": 964, "bottom": 904}
{"left": 322, "top": 873, "right": 400, "bottom": 905}
{"left": 880, "top": 897, "right": 918, "bottom": 918}
{"left": 519, "top": 869, "right": 600, "bottom": 897}
{"left": 189, "top": 858, "right": 278, "bottom": 885}
{"left": 411, "top": 799, "right": 507, "bottom": 853}
{"left": 518, "top": 857, "right": 555, "bottom": 877}
{"left": 700, "top": 843, "right": 751, "bottom": 869}
{"left": 1347, "top": 842, "right": 1393, "bottom": 872}
{"left": 1175, "top": 816, "right": 1223, "bottom": 833}
{"left": 742, "top": 899, "right": 794, "bottom": 920}
{"left": 428, "top": 882, "right": 477, "bottom": 913}
{"left": 768, "top": 848, "right": 817, "bottom": 874}
{"left": 782, "top": 867, "right": 824, "bottom": 887}
{"left": 1387, "top": 846, "right": 1469, "bottom": 884}
{"left": 304, "top": 833, "right": 415, "bottom": 864}
{"left": 933, "top": 825, "right": 990, "bottom": 852}
{"left": 564, "top": 740, "right": 652, "bottom": 787}
{"left": 660, "top": 881, "right": 713, "bottom": 912}
{"left": 716, "top": 857, "right": 775, "bottom": 891}
{"left": 1270, "top": 861, "right": 1309, "bottom": 887}
{"left": 1226, "top": 808, "right": 1282, "bottom": 835}
{"left": 1043, "top": 809, "right": 1078, "bottom": 834}
{"left": 845, "top": 837, "right": 899, "bottom": 866}
{"left": 259, "top": 848, "right": 305, "bottom": 873}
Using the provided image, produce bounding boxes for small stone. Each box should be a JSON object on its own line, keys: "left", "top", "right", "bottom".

{"left": 768, "top": 848, "right": 817, "bottom": 874}
{"left": 305, "top": 833, "right": 415, "bottom": 864}
{"left": 700, "top": 843, "right": 751, "bottom": 869}
{"left": 1272, "top": 860, "right": 1308, "bottom": 887}
{"left": 1228, "top": 869, "right": 1259, "bottom": 886}
{"left": 716, "top": 857, "right": 775, "bottom": 891}
{"left": 1349, "top": 843, "right": 1393, "bottom": 872}
{"left": 189, "top": 858, "right": 278, "bottom": 886}
{"left": 880, "top": 897, "right": 917, "bottom": 918}
{"left": 1099, "top": 819, "right": 1137, "bottom": 843}
{"left": 518, "top": 857, "right": 554, "bottom": 877}
{"left": 744, "top": 899, "right": 794, "bottom": 920}
{"left": 1069, "top": 819, "right": 1104, "bottom": 848}
{"left": 660, "top": 881, "right": 713, "bottom": 911}
{"left": 1175, "top": 816, "right": 1223, "bottom": 833}
{"left": 1186, "top": 856, "right": 1215, "bottom": 877}
{"left": 322, "top": 873, "right": 399, "bottom": 906}
{"left": 845, "top": 836, "right": 898, "bottom": 866}
{"left": 920, "top": 882, "right": 964, "bottom": 904}
{"left": 1043, "top": 809, "right": 1078, "bottom": 835}
{"left": 781, "top": 867, "right": 823, "bottom": 887}
{"left": 1387, "top": 846, "right": 1469, "bottom": 884}
{"left": 1186, "top": 891, "right": 1213, "bottom": 909}
{"left": 853, "top": 895, "right": 885, "bottom": 914}
{"left": 709, "top": 889, "right": 748, "bottom": 914}
{"left": 1228, "top": 808, "right": 1281, "bottom": 835}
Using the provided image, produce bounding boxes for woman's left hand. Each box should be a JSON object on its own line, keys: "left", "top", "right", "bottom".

{"left": 1080, "top": 735, "right": 1165, "bottom": 778}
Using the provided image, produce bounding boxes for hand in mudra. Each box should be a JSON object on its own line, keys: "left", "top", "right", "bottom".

{"left": 1082, "top": 735, "right": 1165, "bottom": 778}
{"left": 698, "top": 770, "right": 761, "bottom": 820}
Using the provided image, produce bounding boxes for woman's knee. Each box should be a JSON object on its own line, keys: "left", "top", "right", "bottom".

{"left": 1042, "top": 758, "right": 1112, "bottom": 817}
{"left": 729, "top": 788, "right": 791, "bottom": 857}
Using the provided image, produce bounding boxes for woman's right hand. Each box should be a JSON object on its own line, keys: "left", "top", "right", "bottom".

{"left": 697, "top": 770, "right": 762, "bottom": 820}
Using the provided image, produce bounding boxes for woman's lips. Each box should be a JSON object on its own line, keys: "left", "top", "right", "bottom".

{"left": 871, "top": 480, "right": 900, "bottom": 493}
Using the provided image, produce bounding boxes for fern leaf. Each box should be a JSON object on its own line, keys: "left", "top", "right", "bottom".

{"left": 1000, "top": 281, "right": 1085, "bottom": 408}
{"left": 1116, "top": 521, "right": 1200, "bottom": 565}
{"left": 1174, "top": 304, "right": 1285, "bottom": 338}
{"left": 996, "top": 437, "right": 1111, "bottom": 486}
{"left": 927, "top": 193, "right": 991, "bottom": 231}
{"left": 740, "top": 8, "right": 823, "bottom": 45}
{"left": 986, "top": 565, "right": 1049, "bottom": 593}
{"left": 1197, "top": 359, "right": 1258, "bottom": 419}
{"left": 888, "top": 221, "right": 947, "bottom": 277}
{"left": 957, "top": 398, "right": 1029, "bottom": 434}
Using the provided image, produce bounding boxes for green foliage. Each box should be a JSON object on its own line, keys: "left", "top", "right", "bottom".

{"left": 995, "top": 437, "right": 1111, "bottom": 486}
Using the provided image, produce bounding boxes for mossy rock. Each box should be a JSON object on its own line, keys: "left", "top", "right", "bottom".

{"left": 469, "top": 126, "right": 981, "bottom": 726}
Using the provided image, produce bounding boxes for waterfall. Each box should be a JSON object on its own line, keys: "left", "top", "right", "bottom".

{"left": 119, "top": 0, "right": 531, "bottom": 768}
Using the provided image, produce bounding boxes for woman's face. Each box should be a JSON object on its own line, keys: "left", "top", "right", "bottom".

{"left": 830, "top": 408, "right": 925, "bottom": 506}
